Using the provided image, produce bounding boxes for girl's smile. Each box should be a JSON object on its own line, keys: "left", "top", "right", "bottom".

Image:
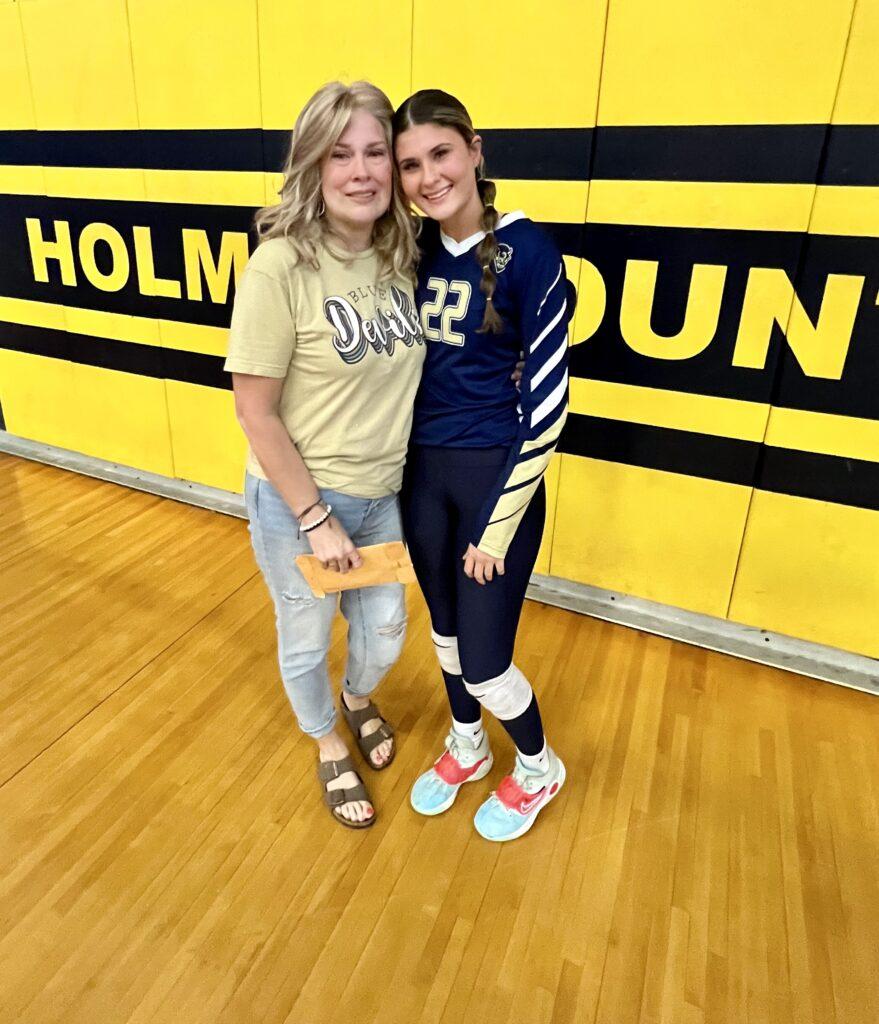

{"left": 395, "top": 123, "right": 485, "bottom": 241}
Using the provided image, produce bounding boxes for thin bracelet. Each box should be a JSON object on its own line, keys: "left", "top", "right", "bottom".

{"left": 300, "top": 503, "right": 333, "bottom": 536}
{"left": 295, "top": 499, "right": 322, "bottom": 521}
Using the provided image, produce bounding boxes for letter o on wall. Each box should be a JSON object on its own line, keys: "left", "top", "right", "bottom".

{"left": 78, "top": 223, "right": 130, "bottom": 292}
{"left": 571, "top": 258, "right": 607, "bottom": 345}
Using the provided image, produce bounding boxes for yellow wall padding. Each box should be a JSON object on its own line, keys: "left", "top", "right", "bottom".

{"left": 0, "top": 0, "right": 877, "bottom": 661}
{"left": 729, "top": 492, "right": 879, "bottom": 660}
{"left": 597, "top": 0, "right": 854, "bottom": 125}
{"left": 724, "top": 1, "right": 879, "bottom": 657}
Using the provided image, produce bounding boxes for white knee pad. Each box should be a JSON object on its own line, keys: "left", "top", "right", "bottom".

{"left": 431, "top": 630, "right": 462, "bottom": 675}
{"left": 463, "top": 663, "right": 533, "bottom": 721}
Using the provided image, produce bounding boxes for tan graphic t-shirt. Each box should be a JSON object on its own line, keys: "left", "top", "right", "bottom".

{"left": 224, "top": 237, "right": 426, "bottom": 497}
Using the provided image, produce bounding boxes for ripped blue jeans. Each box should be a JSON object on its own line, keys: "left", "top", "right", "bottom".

{"left": 245, "top": 473, "right": 407, "bottom": 738}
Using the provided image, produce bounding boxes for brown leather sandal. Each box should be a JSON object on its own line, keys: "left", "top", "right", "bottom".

{"left": 318, "top": 755, "right": 375, "bottom": 829}
{"left": 340, "top": 696, "right": 396, "bottom": 770}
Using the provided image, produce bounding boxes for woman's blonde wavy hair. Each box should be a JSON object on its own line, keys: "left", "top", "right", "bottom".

{"left": 254, "top": 81, "right": 418, "bottom": 283}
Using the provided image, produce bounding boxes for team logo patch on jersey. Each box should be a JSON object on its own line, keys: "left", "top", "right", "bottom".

{"left": 493, "top": 243, "right": 513, "bottom": 274}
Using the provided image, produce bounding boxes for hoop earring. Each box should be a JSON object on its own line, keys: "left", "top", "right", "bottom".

{"left": 317, "top": 198, "right": 326, "bottom": 217}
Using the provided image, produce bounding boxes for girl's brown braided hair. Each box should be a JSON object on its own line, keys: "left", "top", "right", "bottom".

{"left": 393, "top": 90, "right": 504, "bottom": 333}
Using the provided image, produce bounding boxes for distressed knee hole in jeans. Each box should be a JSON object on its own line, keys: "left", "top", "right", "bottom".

{"left": 281, "top": 590, "right": 319, "bottom": 608}
{"left": 377, "top": 618, "right": 407, "bottom": 641}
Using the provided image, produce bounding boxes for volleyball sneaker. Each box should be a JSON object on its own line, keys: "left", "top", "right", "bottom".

{"left": 410, "top": 728, "right": 493, "bottom": 816}
{"left": 473, "top": 748, "right": 566, "bottom": 842}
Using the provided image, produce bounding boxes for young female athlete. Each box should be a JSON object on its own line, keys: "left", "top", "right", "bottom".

{"left": 225, "top": 82, "right": 425, "bottom": 829}
{"left": 393, "top": 91, "right": 571, "bottom": 842}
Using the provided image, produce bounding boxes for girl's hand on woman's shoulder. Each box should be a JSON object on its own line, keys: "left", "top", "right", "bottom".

{"left": 307, "top": 517, "right": 363, "bottom": 573}
{"left": 462, "top": 543, "right": 505, "bottom": 585}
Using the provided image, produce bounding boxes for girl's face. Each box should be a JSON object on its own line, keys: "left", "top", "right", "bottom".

{"left": 395, "top": 123, "right": 483, "bottom": 228}
{"left": 320, "top": 109, "right": 393, "bottom": 238}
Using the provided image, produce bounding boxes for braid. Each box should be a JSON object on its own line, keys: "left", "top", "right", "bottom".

{"left": 475, "top": 177, "right": 503, "bottom": 333}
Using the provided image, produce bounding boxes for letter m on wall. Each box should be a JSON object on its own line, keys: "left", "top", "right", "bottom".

{"left": 182, "top": 230, "right": 249, "bottom": 304}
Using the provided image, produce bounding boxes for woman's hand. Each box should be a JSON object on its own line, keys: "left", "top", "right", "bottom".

{"left": 307, "top": 516, "right": 362, "bottom": 573}
{"left": 462, "top": 543, "right": 505, "bottom": 585}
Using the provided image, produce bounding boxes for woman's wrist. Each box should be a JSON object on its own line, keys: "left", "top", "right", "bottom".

{"left": 300, "top": 504, "right": 333, "bottom": 535}
{"left": 294, "top": 496, "right": 323, "bottom": 520}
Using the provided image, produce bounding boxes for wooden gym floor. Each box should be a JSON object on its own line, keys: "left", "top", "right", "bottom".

{"left": 1, "top": 453, "right": 877, "bottom": 1024}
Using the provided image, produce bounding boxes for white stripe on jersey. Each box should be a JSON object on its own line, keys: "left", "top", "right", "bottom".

{"left": 530, "top": 338, "right": 568, "bottom": 391}
{"left": 531, "top": 298, "right": 567, "bottom": 352}
{"left": 536, "top": 262, "right": 563, "bottom": 316}
{"left": 531, "top": 372, "right": 568, "bottom": 428}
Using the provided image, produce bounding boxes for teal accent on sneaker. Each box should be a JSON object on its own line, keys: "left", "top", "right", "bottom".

{"left": 473, "top": 749, "right": 566, "bottom": 842}
{"left": 410, "top": 729, "right": 493, "bottom": 817}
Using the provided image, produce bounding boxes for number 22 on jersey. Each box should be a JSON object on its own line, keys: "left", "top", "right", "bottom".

{"left": 420, "top": 278, "right": 472, "bottom": 346}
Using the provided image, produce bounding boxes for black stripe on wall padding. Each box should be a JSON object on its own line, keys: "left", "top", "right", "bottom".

{"left": 558, "top": 414, "right": 879, "bottom": 512}
{"left": 3, "top": 195, "right": 877, "bottom": 422}
{"left": 0, "top": 194, "right": 256, "bottom": 329}
{"left": 591, "top": 125, "right": 827, "bottom": 184}
{"left": 1, "top": 320, "right": 67, "bottom": 360}
{"left": 757, "top": 446, "right": 879, "bottom": 512}
{"left": 0, "top": 194, "right": 581, "bottom": 329}
{"left": 558, "top": 412, "right": 758, "bottom": 486}
{"left": 573, "top": 223, "right": 879, "bottom": 422}
{"left": 573, "top": 222, "right": 801, "bottom": 406}
{"left": 0, "top": 131, "right": 44, "bottom": 165}
{"left": 3, "top": 319, "right": 876, "bottom": 512}
{"left": 822, "top": 124, "right": 879, "bottom": 187}
{"left": 771, "top": 232, "right": 879, "bottom": 422}
{"left": 0, "top": 321, "right": 230, "bottom": 389}
{"left": 158, "top": 346, "right": 230, "bottom": 389}
{"left": 478, "top": 129, "right": 594, "bottom": 181}
{"left": 268, "top": 128, "right": 597, "bottom": 181}
{"left": 0, "top": 129, "right": 266, "bottom": 172}
{"left": 1, "top": 125, "right": 877, "bottom": 185}
{"left": 593, "top": 124, "right": 876, "bottom": 185}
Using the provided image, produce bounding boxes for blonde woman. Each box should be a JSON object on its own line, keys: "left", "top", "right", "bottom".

{"left": 224, "top": 82, "right": 425, "bottom": 828}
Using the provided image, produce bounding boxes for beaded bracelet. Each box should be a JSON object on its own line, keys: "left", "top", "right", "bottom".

{"left": 299, "top": 503, "right": 333, "bottom": 536}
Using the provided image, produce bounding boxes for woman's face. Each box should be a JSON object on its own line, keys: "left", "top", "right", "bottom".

{"left": 395, "top": 123, "right": 482, "bottom": 226}
{"left": 320, "top": 110, "right": 393, "bottom": 237}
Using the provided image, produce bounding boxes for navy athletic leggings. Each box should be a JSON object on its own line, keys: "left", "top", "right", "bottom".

{"left": 401, "top": 444, "right": 545, "bottom": 754}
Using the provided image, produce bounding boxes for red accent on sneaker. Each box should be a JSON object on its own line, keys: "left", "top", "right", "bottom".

{"left": 434, "top": 752, "right": 488, "bottom": 786}
{"left": 496, "top": 773, "right": 547, "bottom": 816}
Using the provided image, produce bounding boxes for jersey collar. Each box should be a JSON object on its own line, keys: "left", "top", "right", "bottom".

{"left": 439, "top": 210, "right": 526, "bottom": 257}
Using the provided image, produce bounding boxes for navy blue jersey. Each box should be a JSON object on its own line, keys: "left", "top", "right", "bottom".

{"left": 412, "top": 212, "right": 571, "bottom": 558}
